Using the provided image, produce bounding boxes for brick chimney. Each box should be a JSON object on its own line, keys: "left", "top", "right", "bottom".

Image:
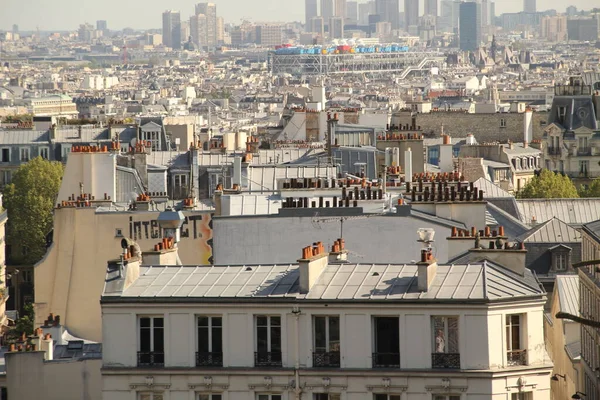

{"left": 41, "top": 313, "right": 65, "bottom": 346}
{"left": 142, "top": 238, "right": 179, "bottom": 265}
{"left": 40, "top": 333, "right": 54, "bottom": 361}
{"left": 417, "top": 248, "right": 437, "bottom": 292}
{"left": 328, "top": 238, "right": 349, "bottom": 264}
{"left": 298, "top": 242, "right": 329, "bottom": 294}
{"left": 463, "top": 228, "right": 527, "bottom": 275}
{"left": 448, "top": 226, "right": 507, "bottom": 261}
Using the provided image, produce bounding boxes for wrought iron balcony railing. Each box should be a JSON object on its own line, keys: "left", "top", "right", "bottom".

{"left": 254, "top": 351, "right": 282, "bottom": 367}
{"left": 431, "top": 352, "right": 461, "bottom": 369}
{"left": 137, "top": 351, "right": 165, "bottom": 367}
{"left": 372, "top": 352, "right": 400, "bottom": 368}
{"left": 195, "top": 352, "right": 223, "bottom": 367}
{"left": 313, "top": 351, "right": 341, "bottom": 367}
{"left": 507, "top": 349, "right": 527, "bottom": 366}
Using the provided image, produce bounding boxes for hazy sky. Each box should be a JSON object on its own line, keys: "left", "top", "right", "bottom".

{"left": 0, "top": 0, "right": 594, "bottom": 31}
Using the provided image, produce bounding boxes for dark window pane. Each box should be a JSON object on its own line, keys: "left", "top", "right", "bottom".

{"left": 140, "top": 317, "right": 150, "bottom": 328}
{"left": 271, "top": 326, "right": 282, "bottom": 352}
{"left": 314, "top": 317, "right": 326, "bottom": 350}
{"left": 198, "top": 317, "right": 209, "bottom": 327}
{"left": 375, "top": 317, "right": 399, "bottom": 353}
{"left": 213, "top": 317, "right": 222, "bottom": 327}
{"left": 272, "top": 396, "right": 282, "bottom": 400}
{"left": 198, "top": 327, "right": 209, "bottom": 353}
{"left": 154, "top": 328, "right": 164, "bottom": 352}
{"left": 257, "top": 316, "right": 267, "bottom": 326}
{"left": 140, "top": 328, "right": 151, "bottom": 351}
{"left": 374, "top": 395, "right": 388, "bottom": 400}
{"left": 271, "top": 316, "right": 281, "bottom": 326}
{"left": 154, "top": 318, "right": 164, "bottom": 328}
{"left": 212, "top": 326, "right": 222, "bottom": 352}
{"left": 257, "top": 326, "right": 268, "bottom": 352}
{"left": 448, "top": 317, "right": 459, "bottom": 353}
{"left": 329, "top": 317, "right": 340, "bottom": 342}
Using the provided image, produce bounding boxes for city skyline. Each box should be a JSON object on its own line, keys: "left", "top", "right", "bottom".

{"left": 1, "top": 0, "right": 596, "bottom": 31}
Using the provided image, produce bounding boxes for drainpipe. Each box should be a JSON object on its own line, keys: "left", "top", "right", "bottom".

{"left": 292, "top": 306, "right": 302, "bottom": 400}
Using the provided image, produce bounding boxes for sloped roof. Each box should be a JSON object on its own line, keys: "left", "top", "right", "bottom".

{"left": 516, "top": 199, "right": 600, "bottom": 226}
{"left": 473, "top": 177, "right": 512, "bottom": 198}
{"left": 111, "top": 261, "right": 544, "bottom": 303}
{"left": 556, "top": 275, "right": 580, "bottom": 317}
{"left": 517, "top": 217, "right": 582, "bottom": 243}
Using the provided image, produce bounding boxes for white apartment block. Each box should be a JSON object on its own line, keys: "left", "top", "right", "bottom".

{"left": 101, "top": 239, "right": 553, "bottom": 400}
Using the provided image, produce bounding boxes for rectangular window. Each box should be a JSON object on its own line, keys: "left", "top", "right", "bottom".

{"left": 506, "top": 314, "right": 526, "bottom": 366}
{"left": 433, "top": 396, "right": 461, "bottom": 400}
{"left": 511, "top": 393, "right": 533, "bottom": 400}
{"left": 580, "top": 161, "right": 589, "bottom": 176}
{"left": 315, "top": 395, "right": 341, "bottom": 400}
{"left": 257, "top": 394, "right": 282, "bottom": 400}
{"left": 555, "top": 253, "right": 567, "bottom": 271}
{"left": 1, "top": 148, "right": 10, "bottom": 163}
{"left": 255, "top": 315, "right": 282, "bottom": 367}
{"left": 197, "top": 316, "right": 223, "bottom": 367}
{"left": 374, "top": 395, "right": 401, "bottom": 400}
{"left": 62, "top": 146, "right": 71, "bottom": 160}
{"left": 313, "top": 316, "right": 340, "bottom": 367}
{"left": 431, "top": 316, "right": 460, "bottom": 369}
{"left": 138, "top": 393, "right": 164, "bottom": 400}
{"left": 1, "top": 171, "right": 11, "bottom": 186}
{"left": 198, "top": 394, "right": 222, "bottom": 400}
{"left": 39, "top": 147, "right": 49, "bottom": 160}
{"left": 138, "top": 316, "right": 164, "bottom": 366}
{"left": 500, "top": 118, "right": 506, "bottom": 128}
{"left": 373, "top": 317, "right": 400, "bottom": 368}
{"left": 19, "top": 148, "right": 30, "bottom": 162}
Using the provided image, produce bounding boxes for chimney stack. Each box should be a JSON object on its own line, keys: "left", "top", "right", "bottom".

{"left": 417, "top": 249, "right": 437, "bottom": 292}
{"left": 298, "top": 242, "right": 329, "bottom": 294}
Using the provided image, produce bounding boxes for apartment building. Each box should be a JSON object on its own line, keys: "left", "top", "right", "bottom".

{"left": 542, "top": 76, "right": 600, "bottom": 187}
{"left": 101, "top": 238, "right": 553, "bottom": 400}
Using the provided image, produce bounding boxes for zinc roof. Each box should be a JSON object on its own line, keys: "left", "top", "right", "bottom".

{"left": 556, "top": 275, "right": 580, "bottom": 317}
{"left": 516, "top": 199, "right": 600, "bottom": 226}
{"left": 517, "top": 217, "right": 582, "bottom": 243}
{"left": 116, "top": 261, "right": 543, "bottom": 302}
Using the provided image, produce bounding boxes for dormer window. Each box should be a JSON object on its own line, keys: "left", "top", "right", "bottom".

{"left": 550, "top": 244, "right": 571, "bottom": 272}
{"left": 557, "top": 106, "right": 567, "bottom": 124}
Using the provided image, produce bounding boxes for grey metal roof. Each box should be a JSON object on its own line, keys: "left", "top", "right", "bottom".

{"left": 486, "top": 202, "right": 530, "bottom": 239}
{"left": 0, "top": 130, "right": 49, "bottom": 144}
{"left": 115, "top": 261, "right": 543, "bottom": 302}
{"left": 516, "top": 199, "right": 600, "bottom": 226}
{"left": 53, "top": 343, "right": 102, "bottom": 360}
{"left": 517, "top": 217, "right": 582, "bottom": 243}
{"left": 473, "top": 177, "right": 512, "bottom": 198}
{"left": 565, "top": 341, "right": 581, "bottom": 362}
{"left": 583, "top": 219, "right": 600, "bottom": 242}
{"left": 556, "top": 275, "right": 580, "bottom": 317}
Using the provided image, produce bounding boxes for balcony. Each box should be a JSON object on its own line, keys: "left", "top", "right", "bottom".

{"left": 578, "top": 148, "right": 592, "bottom": 156}
{"left": 507, "top": 349, "right": 527, "bottom": 366}
{"left": 313, "top": 351, "right": 341, "bottom": 368}
{"left": 431, "top": 353, "right": 461, "bottom": 369}
{"left": 137, "top": 351, "right": 164, "bottom": 367}
{"left": 547, "top": 147, "right": 561, "bottom": 156}
{"left": 195, "top": 352, "right": 223, "bottom": 367}
{"left": 372, "top": 352, "right": 400, "bottom": 368}
{"left": 254, "top": 351, "right": 282, "bottom": 367}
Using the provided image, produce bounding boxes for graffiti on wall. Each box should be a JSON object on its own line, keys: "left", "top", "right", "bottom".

{"left": 128, "top": 213, "right": 213, "bottom": 264}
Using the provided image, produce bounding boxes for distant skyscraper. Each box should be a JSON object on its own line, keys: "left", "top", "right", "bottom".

{"left": 404, "top": 0, "right": 419, "bottom": 29}
{"left": 195, "top": 3, "right": 217, "bottom": 48}
{"left": 162, "top": 10, "right": 182, "bottom": 49}
{"left": 459, "top": 1, "right": 481, "bottom": 51}
{"left": 376, "top": 0, "right": 400, "bottom": 30}
{"left": 335, "top": 0, "right": 347, "bottom": 18}
{"left": 12, "top": 24, "right": 18, "bottom": 33}
{"left": 96, "top": 20, "right": 107, "bottom": 32}
{"left": 524, "top": 0, "right": 536, "bottom": 13}
{"left": 329, "top": 16, "right": 345, "bottom": 38}
{"left": 322, "top": 0, "right": 335, "bottom": 23}
{"left": 490, "top": 2, "right": 496, "bottom": 25}
{"left": 481, "top": 0, "right": 489, "bottom": 26}
{"left": 310, "top": 16, "right": 325, "bottom": 37}
{"left": 359, "top": 1, "right": 376, "bottom": 25}
{"left": 190, "top": 14, "right": 208, "bottom": 48}
{"left": 440, "top": 0, "right": 459, "bottom": 32}
{"left": 346, "top": 1, "right": 359, "bottom": 24}
{"left": 305, "top": 0, "right": 318, "bottom": 26}
{"left": 424, "top": 0, "right": 438, "bottom": 16}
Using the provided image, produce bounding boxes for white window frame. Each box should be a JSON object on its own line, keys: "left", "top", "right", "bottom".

{"left": 431, "top": 316, "right": 459, "bottom": 354}
{"left": 39, "top": 146, "right": 50, "bottom": 160}
{"left": 255, "top": 315, "right": 281, "bottom": 353}
{"left": 506, "top": 314, "right": 522, "bottom": 352}
{"left": 138, "top": 316, "right": 164, "bottom": 353}
{"left": 555, "top": 253, "right": 568, "bottom": 271}
{"left": 62, "top": 145, "right": 72, "bottom": 159}
{"left": 500, "top": 118, "right": 506, "bottom": 128}
{"left": 197, "top": 315, "right": 222, "bottom": 353}
{"left": 137, "top": 393, "right": 164, "bottom": 400}
{"left": 19, "top": 147, "right": 30, "bottom": 162}
{"left": 174, "top": 174, "right": 188, "bottom": 188}
{"left": 257, "top": 394, "right": 282, "bottom": 400}
{"left": 0, "top": 148, "right": 10, "bottom": 163}
{"left": 197, "top": 394, "right": 222, "bottom": 400}
{"left": 313, "top": 315, "right": 340, "bottom": 353}
{"left": 1, "top": 170, "right": 11, "bottom": 185}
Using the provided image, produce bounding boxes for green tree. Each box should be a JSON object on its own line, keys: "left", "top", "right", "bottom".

{"left": 580, "top": 178, "right": 600, "bottom": 197}
{"left": 517, "top": 170, "right": 579, "bottom": 199}
{"left": 3, "top": 157, "right": 64, "bottom": 264}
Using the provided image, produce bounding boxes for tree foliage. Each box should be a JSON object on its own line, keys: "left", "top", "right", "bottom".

{"left": 517, "top": 169, "right": 579, "bottom": 199}
{"left": 580, "top": 178, "right": 600, "bottom": 198}
{"left": 3, "top": 157, "right": 64, "bottom": 264}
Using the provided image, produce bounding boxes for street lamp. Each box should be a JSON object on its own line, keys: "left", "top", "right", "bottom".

{"left": 550, "top": 373, "right": 565, "bottom": 381}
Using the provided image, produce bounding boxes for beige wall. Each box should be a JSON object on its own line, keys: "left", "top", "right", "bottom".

{"left": 34, "top": 207, "right": 213, "bottom": 342}
{"left": 545, "top": 288, "right": 581, "bottom": 400}
{"left": 57, "top": 152, "right": 117, "bottom": 204}
{"left": 6, "top": 351, "right": 101, "bottom": 400}
{"left": 102, "top": 300, "right": 552, "bottom": 400}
